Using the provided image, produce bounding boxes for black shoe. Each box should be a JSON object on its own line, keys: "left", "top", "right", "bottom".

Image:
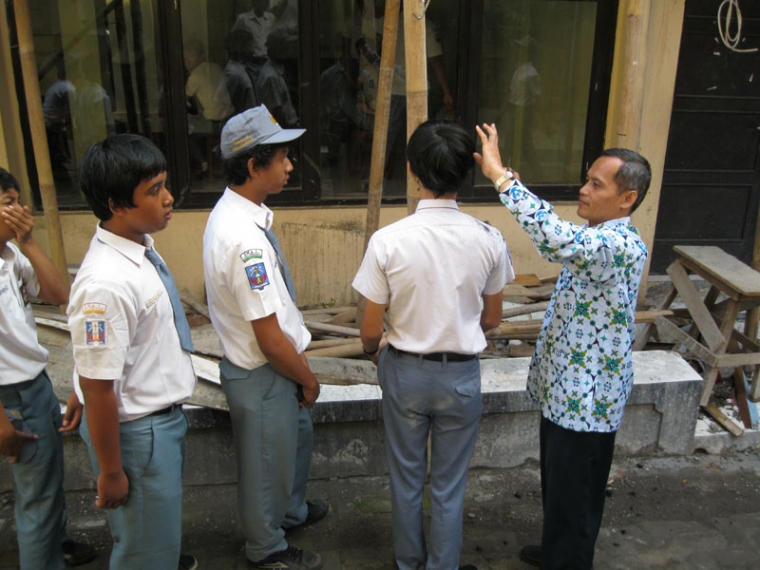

{"left": 62, "top": 539, "right": 97, "bottom": 567}
{"left": 283, "top": 498, "right": 329, "bottom": 532}
{"left": 519, "top": 545, "right": 541, "bottom": 567}
{"left": 249, "top": 546, "right": 323, "bottom": 569}
{"left": 179, "top": 553, "right": 198, "bottom": 570}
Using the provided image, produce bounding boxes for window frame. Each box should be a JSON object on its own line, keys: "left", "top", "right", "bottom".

{"left": 11, "top": 0, "right": 619, "bottom": 212}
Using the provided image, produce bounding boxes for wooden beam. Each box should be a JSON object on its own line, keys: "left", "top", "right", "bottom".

{"left": 14, "top": 0, "right": 70, "bottom": 296}
{"left": 403, "top": 0, "right": 429, "bottom": 214}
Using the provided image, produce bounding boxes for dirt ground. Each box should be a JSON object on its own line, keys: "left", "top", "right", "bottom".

{"left": 2, "top": 448, "right": 760, "bottom": 569}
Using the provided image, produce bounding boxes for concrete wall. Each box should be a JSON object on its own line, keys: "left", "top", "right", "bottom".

{"left": 0, "top": 351, "right": 710, "bottom": 493}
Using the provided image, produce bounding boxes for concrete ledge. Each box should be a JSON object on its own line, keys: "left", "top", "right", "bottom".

{"left": 0, "top": 351, "right": 704, "bottom": 492}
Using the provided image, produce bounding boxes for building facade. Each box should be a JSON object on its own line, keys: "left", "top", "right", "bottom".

{"left": 1, "top": 1, "right": 757, "bottom": 305}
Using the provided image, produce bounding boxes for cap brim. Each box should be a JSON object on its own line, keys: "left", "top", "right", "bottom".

{"left": 264, "top": 128, "right": 306, "bottom": 145}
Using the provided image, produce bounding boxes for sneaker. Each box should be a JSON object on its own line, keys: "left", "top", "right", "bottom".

{"left": 283, "top": 499, "right": 329, "bottom": 532}
{"left": 249, "top": 546, "right": 323, "bottom": 569}
{"left": 179, "top": 553, "right": 198, "bottom": 570}
{"left": 62, "top": 539, "right": 97, "bottom": 567}
{"left": 519, "top": 545, "right": 541, "bottom": 567}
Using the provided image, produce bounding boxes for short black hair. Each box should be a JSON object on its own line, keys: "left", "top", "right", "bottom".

{"left": 600, "top": 148, "right": 651, "bottom": 213}
{"left": 0, "top": 168, "right": 20, "bottom": 194}
{"left": 79, "top": 134, "right": 167, "bottom": 221}
{"left": 406, "top": 120, "right": 475, "bottom": 198}
{"left": 222, "top": 143, "right": 288, "bottom": 186}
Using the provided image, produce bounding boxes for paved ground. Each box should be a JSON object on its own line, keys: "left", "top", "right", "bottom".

{"left": 2, "top": 449, "right": 760, "bottom": 569}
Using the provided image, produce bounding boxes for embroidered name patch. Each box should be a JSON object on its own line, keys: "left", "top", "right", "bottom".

{"left": 240, "top": 249, "right": 263, "bottom": 262}
{"left": 85, "top": 321, "right": 107, "bottom": 346}
{"left": 83, "top": 302, "right": 106, "bottom": 315}
{"left": 245, "top": 263, "right": 269, "bottom": 290}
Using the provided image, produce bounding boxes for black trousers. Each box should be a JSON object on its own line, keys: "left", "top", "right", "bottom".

{"left": 539, "top": 416, "right": 616, "bottom": 570}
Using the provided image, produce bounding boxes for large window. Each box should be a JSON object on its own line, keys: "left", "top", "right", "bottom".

{"left": 10, "top": 0, "right": 616, "bottom": 211}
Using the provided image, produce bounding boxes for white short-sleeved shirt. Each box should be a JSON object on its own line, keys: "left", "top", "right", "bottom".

{"left": 352, "top": 199, "right": 514, "bottom": 354}
{"left": 203, "top": 189, "right": 311, "bottom": 370}
{"left": 68, "top": 225, "right": 196, "bottom": 422}
{"left": 0, "top": 243, "right": 48, "bottom": 385}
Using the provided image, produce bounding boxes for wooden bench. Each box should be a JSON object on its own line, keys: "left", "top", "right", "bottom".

{"left": 636, "top": 246, "right": 760, "bottom": 435}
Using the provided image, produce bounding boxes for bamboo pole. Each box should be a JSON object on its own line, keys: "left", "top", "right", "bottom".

{"left": 364, "top": 0, "right": 401, "bottom": 252}
{"left": 612, "top": 0, "right": 649, "bottom": 150}
{"left": 14, "top": 0, "right": 70, "bottom": 292}
{"left": 403, "top": 0, "right": 428, "bottom": 215}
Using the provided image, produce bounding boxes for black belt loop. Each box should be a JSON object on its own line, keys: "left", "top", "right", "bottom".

{"left": 388, "top": 344, "right": 477, "bottom": 362}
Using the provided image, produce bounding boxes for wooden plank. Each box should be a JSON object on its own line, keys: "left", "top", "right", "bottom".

{"left": 716, "top": 352, "right": 760, "bottom": 367}
{"left": 330, "top": 307, "right": 357, "bottom": 325}
{"left": 750, "top": 366, "right": 760, "bottom": 403}
{"left": 513, "top": 274, "right": 542, "bottom": 287}
{"left": 305, "top": 321, "right": 361, "bottom": 337}
{"left": 307, "top": 338, "right": 359, "bottom": 350}
{"left": 502, "top": 301, "right": 549, "bottom": 319}
{"left": 306, "top": 341, "right": 365, "bottom": 358}
{"left": 667, "top": 260, "right": 725, "bottom": 352}
{"left": 703, "top": 404, "right": 744, "bottom": 437}
{"left": 633, "top": 281, "right": 676, "bottom": 351}
{"left": 674, "top": 245, "right": 760, "bottom": 298}
{"left": 653, "top": 316, "right": 717, "bottom": 366}
{"left": 733, "top": 368, "right": 753, "bottom": 430}
{"left": 180, "top": 288, "right": 210, "bottom": 319}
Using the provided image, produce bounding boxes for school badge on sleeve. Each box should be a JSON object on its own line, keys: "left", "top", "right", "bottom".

{"left": 245, "top": 262, "right": 270, "bottom": 291}
{"left": 85, "top": 320, "right": 107, "bottom": 346}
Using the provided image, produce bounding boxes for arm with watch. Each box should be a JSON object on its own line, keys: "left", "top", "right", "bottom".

{"left": 474, "top": 122, "right": 618, "bottom": 267}
{"left": 360, "top": 299, "right": 388, "bottom": 365}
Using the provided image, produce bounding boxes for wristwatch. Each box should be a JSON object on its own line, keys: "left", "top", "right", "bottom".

{"left": 362, "top": 345, "right": 379, "bottom": 356}
{"left": 494, "top": 169, "right": 514, "bottom": 192}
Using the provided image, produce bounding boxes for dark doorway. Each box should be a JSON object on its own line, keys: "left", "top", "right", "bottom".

{"left": 652, "top": 0, "right": 760, "bottom": 272}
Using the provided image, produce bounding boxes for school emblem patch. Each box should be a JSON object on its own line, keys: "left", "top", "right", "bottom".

{"left": 85, "top": 320, "right": 107, "bottom": 346}
{"left": 245, "top": 262, "right": 270, "bottom": 290}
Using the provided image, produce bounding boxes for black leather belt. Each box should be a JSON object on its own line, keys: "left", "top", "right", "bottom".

{"left": 149, "top": 403, "right": 183, "bottom": 417}
{"left": 388, "top": 345, "right": 477, "bottom": 362}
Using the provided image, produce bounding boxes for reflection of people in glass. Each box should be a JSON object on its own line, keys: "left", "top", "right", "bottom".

{"left": 508, "top": 35, "right": 542, "bottom": 172}
{"left": 72, "top": 53, "right": 115, "bottom": 159}
{"left": 184, "top": 38, "right": 234, "bottom": 126}
{"left": 184, "top": 37, "right": 234, "bottom": 177}
{"left": 224, "top": 29, "right": 259, "bottom": 116}
{"left": 256, "top": 27, "right": 299, "bottom": 128}
{"left": 43, "top": 60, "right": 77, "bottom": 183}
{"left": 232, "top": 0, "right": 277, "bottom": 86}
{"left": 320, "top": 41, "right": 375, "bottom": 175}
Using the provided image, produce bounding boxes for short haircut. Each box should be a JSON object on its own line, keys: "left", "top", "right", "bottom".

{"left": 600, "top": 148, "right": 651, "bottom": 213}
{"left": 78, "top": 134, "right": 167, "bottom": 221}
{"left": 225, "top": 29, "right": 253, "bottom": 61}
{"left": 222, "top": 143, "right": 287, "bottom": 186}
{"left": 406, "top": 120, "right": 475, "bottom": 198}
{"left": 0, "top": 167, "right": 20, "bottom": 194}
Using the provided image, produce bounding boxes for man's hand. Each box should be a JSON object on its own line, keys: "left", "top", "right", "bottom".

{"left": 296, "top": 353, "right": 320, "bottom": 409}
{"left": 95, "top": 470, "right": 129, "bottom": 509}
{"left": 474, "top": 123, "right": 508, "bottom": 183}
{"left": 59, "top": 392, "right": 83, "bottom": 433}
{"left": 1, "top": 203, "right": 35, "bottom": 245}
{"left": 368, "top": 337, "right": 389, "bottom": 366}
{"left": 0, "top": 420, "right": 38, "bottom": 464}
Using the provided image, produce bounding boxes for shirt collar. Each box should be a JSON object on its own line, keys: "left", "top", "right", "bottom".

{"left": 95, "top": 223, "right": 155, "bottom": 266}
{"left": 222, "top": 187, "right": 274, "bottom": 230}
{"left": 593, "top": 216, "right": 632, "bottom": 229}
{"left": 415, "top": 198, "right": 460, "bottom": 212}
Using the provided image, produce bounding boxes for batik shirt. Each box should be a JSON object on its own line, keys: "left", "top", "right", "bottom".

{"left": 499, "top": 180, "right": 648, "bottom": 433}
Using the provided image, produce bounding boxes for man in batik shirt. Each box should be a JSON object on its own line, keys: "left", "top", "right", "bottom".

{"left": 475, "top": 123, "right": 650, "bottom": 570}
